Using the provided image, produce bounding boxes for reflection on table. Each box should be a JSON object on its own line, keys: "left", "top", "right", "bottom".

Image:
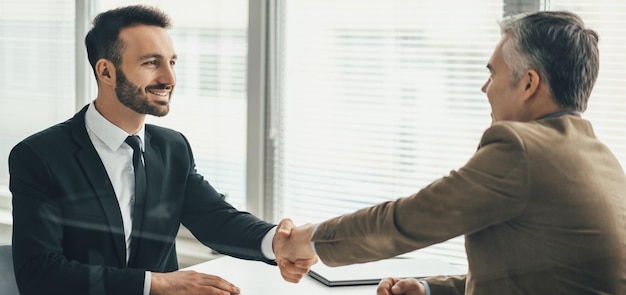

{"left": 186, "top": 255, "right": 377, "bottom": 295}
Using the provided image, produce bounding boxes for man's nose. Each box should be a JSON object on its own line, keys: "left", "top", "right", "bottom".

{"left": 481, "top": 79, "right": 489, "bottom": 93}
{"left": 158, "top": 65, "right": 176, "bottom": 86}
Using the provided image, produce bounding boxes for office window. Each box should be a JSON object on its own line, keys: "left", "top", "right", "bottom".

{"left": 270, "top": 0, "right": 503, "bottom": 266}
{"left": 97, "top": 0, "right": 249, "bottom": 209}
{"left": 269, "top": 0, "right": 626, "bottom": 267}
{"left": 0, "top": 0, "right": 76, "bottom": 201}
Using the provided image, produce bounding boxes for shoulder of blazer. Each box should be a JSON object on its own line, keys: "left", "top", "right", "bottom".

{"left": 479, "top": 122, "right": 527, "bottom": 151}
{"left": 145, "top": 124, "right": 183, "bottom": 140}
{"left": 144, "top": 123, "right": 189, "bottom": 149}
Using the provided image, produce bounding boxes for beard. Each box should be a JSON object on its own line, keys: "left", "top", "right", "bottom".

{"left": 115, "top": 69, "right": 171, "bottom": 117}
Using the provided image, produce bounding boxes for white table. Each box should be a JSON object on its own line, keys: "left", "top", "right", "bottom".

{"left": 187, "top": 256, "right": 378, "bottom": 294}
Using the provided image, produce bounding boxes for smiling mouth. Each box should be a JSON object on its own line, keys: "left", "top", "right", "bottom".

{"left": 147, "top": 89, "right": 170, "bottom": 97}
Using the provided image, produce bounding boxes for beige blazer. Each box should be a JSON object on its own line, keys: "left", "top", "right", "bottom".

{"left": 312, "top": 114, "right": 626, "bottom": 294}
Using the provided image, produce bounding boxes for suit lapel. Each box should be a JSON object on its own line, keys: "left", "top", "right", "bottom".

{"left": 71, "top": 106, "right": 127, "bottom": 267}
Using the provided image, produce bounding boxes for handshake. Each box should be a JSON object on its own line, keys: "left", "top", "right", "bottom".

{"left": 272, "top": 219, "right": 320, "bottom": 283}
{"left": 270, "top": 219, "right": 427, "bottom": 295}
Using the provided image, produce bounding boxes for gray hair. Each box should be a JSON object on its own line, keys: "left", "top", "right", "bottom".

{"left": 498, "top": 11, "right": 599, "bottom": 112}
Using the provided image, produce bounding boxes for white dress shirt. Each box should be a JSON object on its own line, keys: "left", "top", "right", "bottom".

{"left": 85, "top": 103, "right": 276, "bottom": 295}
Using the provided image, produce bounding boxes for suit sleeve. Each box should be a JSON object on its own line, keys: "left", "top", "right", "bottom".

{"left": 311, "top": 124, "right": 529, "bottom": 288}
{"left": 424, "top": 275, "right": 466, "bottom": 295}
{"left": 9, "top": 141, "right": 145, "bottom": 295}
{"left": 177, "top": 134, "right": 276, "bottom": 264}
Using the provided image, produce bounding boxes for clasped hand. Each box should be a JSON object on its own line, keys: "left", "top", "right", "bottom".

{"left": 376, "top": 277, "right": 425, "bottom": 295}
{"left": 272, "top": 220, "right": 426, "bottom": 295}
{"left": 272, "top": 218, "right": 319, "bottom": 283}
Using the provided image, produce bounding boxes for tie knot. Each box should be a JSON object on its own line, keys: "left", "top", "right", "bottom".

{"left": 125, "top": 135, "right": 142, "bottom": 153}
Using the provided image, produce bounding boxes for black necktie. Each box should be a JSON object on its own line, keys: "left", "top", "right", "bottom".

{"left": 124, "top": 135, "right": 146, "bottom": 222}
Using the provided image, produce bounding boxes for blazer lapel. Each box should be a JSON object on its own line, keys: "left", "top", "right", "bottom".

{"left": 71, "top": 106, "right": 127, "bottom": 267}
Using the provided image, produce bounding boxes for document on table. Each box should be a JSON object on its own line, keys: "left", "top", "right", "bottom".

{"left": 308, "top": 257, "right": 465, "bottom": 287}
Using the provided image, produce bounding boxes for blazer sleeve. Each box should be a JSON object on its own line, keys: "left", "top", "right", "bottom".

{"left": 176, "top": 133, "right": 276, "bottom": 264}
{"left": 311, "top": 123, "right": 530, "bottom": 266}
{"left": 424, "top": 275, "right": 467, "bottom": 295}
{"left": 9, "top": 140, "right": 145, "bottom": 295}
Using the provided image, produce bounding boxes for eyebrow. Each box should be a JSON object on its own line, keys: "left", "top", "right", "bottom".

{"left": 139, "top": 53, "right": 178, "bottom": 61}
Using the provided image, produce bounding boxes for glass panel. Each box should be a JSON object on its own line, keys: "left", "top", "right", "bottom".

{"left": 275, "top": 0, "right": 504, "bottom": 266}
{"left": 96, "top": 0, "right": 249, "bottom": 208}
{"left": 0, "top": 0, "right": 76, "bottom": 193}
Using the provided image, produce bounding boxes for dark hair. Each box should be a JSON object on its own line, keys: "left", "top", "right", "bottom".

{"left": 85, "top": 5, "right": 171, "bottom": 79}
{"left": 499, "top": 11, "right": 599, "bottom": 112}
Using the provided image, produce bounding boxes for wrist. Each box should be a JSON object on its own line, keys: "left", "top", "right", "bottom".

{"left": 301, "top": 223, "right": 316, "bottom": 255}
{"left": 149, "top": 273, "right": 161, "bottom": 295}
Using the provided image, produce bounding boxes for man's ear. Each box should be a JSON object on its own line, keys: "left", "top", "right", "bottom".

{"left": 521, "top": 69, "right": 540, "bottom": 101}
{"left": 95, "top": 59, "right": 116, "bottom": 86}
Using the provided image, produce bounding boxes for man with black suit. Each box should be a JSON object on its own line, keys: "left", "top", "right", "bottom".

{"left": 8, "top": 5, "right": 310, "bottom": 295}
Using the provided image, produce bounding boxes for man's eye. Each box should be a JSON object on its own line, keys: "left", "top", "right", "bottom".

{"left": 170, "top": 60, "right": 177, "bottom": 66}
{"left": 144, "top": 60, "right": 158, "bottom": 66}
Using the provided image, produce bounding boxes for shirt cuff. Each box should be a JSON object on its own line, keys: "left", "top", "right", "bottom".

{"left": 144, "top": 271, "right": 151, "bottom": 295}
{"left": 421, "top": 280, "right": 431, "bottom": 295}
{"left": 261, "top": 226, "right": 277, "bottom": 260}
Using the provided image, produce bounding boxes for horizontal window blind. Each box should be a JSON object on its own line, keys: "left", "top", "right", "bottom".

{"left": 0, "top": 0, "right": 76, "bottom": 192}
{"left": 273, "top": 0, "right": 504, "bottom": 267}
{"left": 99, "top": 0, "right": 249, "bottom": 209}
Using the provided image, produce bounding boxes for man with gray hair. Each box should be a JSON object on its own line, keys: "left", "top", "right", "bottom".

{"left": 275, "top": 10, "right": 626, "bottom": 295}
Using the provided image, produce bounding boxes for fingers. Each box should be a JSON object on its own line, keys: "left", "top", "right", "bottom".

{"left": 276, "top": 218, "right": 295, "bottom": 238}
{"left": 377, "top": 277, "right": 399, "bottom": 295}
{"left": 273, "top": 218, "right": 294, "bottom": 255}
{"left": 278, "top": 257, "right": 319, "bottom": 283}
{"left": 278, "top": 259, "right": 307, "bottom": 283}
{"left": 377, "top": 278, "right": 423, "bottom": 295}
{"left": 273, "top": 221, "right": 315, "bottom": 262}
{"left": 273, "top": 220, "right": 319, "bottom": 284}
{"left": 294, "top": 256, "right": 319, "bottom": 268}
{"left": 279, "top": 259, "right": 310, "bottom": 274}
{"left": 277, "top": 256, "right": 318, "bottom": 283}
{"left": 197, "top": 273, "right": 241, "bottom": 294}
{"left": 277, "top": 256, "right": 318, "bottom": 284}
{"left": 290, "top": 223, "right": 317, "bottom": 260}
{"left": 150, "top": 270, "right": 241, "bottom": 295}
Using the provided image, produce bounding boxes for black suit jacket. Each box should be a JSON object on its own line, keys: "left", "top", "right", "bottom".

{"left": 9, "top": 105, "right": 275, "bottom": 295}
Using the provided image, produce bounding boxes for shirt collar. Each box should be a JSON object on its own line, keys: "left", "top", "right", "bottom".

{"left": 85, "top": 102, "right": 146, "bottom": 152}
{"left": 537, "top": 110, "right": 581, "bottom": 120}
